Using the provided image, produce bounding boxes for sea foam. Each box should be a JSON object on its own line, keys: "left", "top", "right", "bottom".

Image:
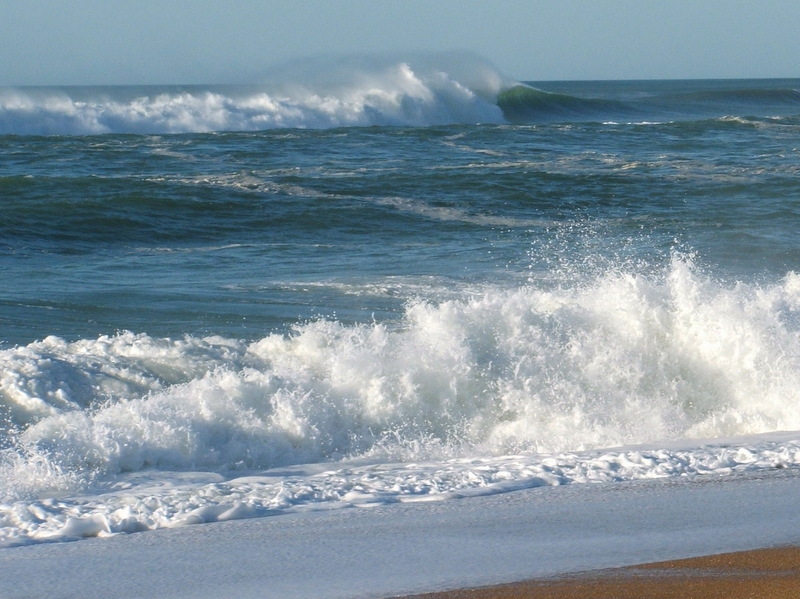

{"left": 0, "top": 57, "right": 508, "bottom": 135}
{"left": 2, "top": 255, "right": 800, "bottom": 544}
{"left": 2, "top": 255, "right": 799, "bottom": 502}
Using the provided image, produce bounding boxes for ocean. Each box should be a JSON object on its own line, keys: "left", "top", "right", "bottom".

{"left": 2, "top": 58, "right": 800, "bottom": 546}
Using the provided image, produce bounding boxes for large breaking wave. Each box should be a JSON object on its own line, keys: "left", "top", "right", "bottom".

{"left": 2, "top": 254, "right": 800, "bottom": 544}
{"left": 3, "top": 254, "right": 800, "bottom": 496}
{"left": 3, "top": 54, "right": 798, "bottom": 135}
{"left": 0, "top": 55, "right": 511, "bottom": 135}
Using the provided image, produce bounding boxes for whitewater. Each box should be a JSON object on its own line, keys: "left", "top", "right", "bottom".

{"left": 3, "top": 252, "right": 800, "bottom": 546}
{"left": 0, "top": 56, "right": 509, "bottom": 134}
{"left": 2, "top": 55, "right": 800, "bottom": 596}
{"left": 4, "top": 55, "right": 797, "bottom": 135}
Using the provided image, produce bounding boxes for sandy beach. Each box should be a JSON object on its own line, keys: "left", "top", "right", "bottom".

{"left": 398, "top": 547, "right": 800, "bottom": 599}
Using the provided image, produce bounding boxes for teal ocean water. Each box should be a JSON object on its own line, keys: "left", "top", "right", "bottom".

{"left": 2, "top": 59, "right": 800, "bottom": 544}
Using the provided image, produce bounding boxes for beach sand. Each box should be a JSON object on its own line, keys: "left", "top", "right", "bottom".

{"left": 397, "top": 547, "right": 800, "bottom": 599}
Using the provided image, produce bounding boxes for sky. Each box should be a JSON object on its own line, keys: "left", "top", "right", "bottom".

{"left": 1, "top": 0, "right": 799, "bottom": 86}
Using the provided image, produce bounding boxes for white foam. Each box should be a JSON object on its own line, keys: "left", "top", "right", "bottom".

{"left": 2, "top": 255, "right": 800, "bottom": 543}
{"left": 0, "top": 58, "right": 508, "bottom": 135}
{"left": 0, "top": 332, "right": 245, "bottom": 424}
{"left": 2, "top": 434, "right": 800, "bottom": 546}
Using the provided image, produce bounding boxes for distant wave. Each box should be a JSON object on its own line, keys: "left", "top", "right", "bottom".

{"left": 0, "top": 55, "right": 511, "bottom": 135}
{"left": 0, "top": 81, "right": 629, "bottom": 135}
{"left": 496, "top": 83, "right": 800, "bottom": 124}
{"left": 2, "top": 58, "right": 798, "bottom": 135}
{"left": 0, "top": 83, "right": 633, "bottom": 135}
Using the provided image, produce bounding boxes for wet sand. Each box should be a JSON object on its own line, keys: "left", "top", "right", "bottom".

{"left": 397, "top": 547, "right": 800, "bottom": 599}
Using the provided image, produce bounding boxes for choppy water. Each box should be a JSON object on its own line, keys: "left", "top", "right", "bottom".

{"left": 2, "top": 58, "right": 800, "bottom": 545}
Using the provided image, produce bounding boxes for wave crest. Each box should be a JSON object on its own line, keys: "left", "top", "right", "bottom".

{"left": 0, "top": 57, "right": 508, "bottom": 135}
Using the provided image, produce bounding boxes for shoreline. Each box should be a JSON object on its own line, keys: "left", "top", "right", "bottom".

{"left": 3, "top": 471, "right": 800, "bottom": 599}
{"left": 395, "top": 546, "right": 800, "bottom": 599}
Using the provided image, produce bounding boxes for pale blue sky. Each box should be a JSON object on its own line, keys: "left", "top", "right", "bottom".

{"left": 2, "top": 0, "right": 799, "bottom": 85}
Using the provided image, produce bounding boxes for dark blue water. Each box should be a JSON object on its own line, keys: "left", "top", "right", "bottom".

{"left": 2, "top": 78, "right": 799, "bottom": 347}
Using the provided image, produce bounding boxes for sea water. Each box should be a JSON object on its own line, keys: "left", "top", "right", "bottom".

{"left": 2, "top": 57, "right": 800, "bottom": 545}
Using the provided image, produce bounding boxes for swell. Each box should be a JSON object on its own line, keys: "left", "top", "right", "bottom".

{"left": 497, "top": 84, "right": 635, "bottom": 123}
{"left": 0, "top": 171, "right": 465, "bottom": 249}
{"left": 666, "top": 86, "right": 800, "bottom": 105}
{"left": 497, "top": 82, "right": 800, "bottom": 124}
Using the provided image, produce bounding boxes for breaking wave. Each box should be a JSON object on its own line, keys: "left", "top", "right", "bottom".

{"left": 3, "top": 254, "right": 800, "bottom": 502}
{"left": 0, "top": 55, "right": 510, "bottom": 135}
{"left": 4, "top": 54, "right": 797, "bottom": 135}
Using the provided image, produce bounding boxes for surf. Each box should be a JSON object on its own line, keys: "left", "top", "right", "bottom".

{"left": 0, "top": 54, "right": 512, "bottom": 135}
{"left": 3, "top": 254, "right": 800, "bottom": 544}
{"left": 3, "top": 254, "right": 799, "bottom": 500}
